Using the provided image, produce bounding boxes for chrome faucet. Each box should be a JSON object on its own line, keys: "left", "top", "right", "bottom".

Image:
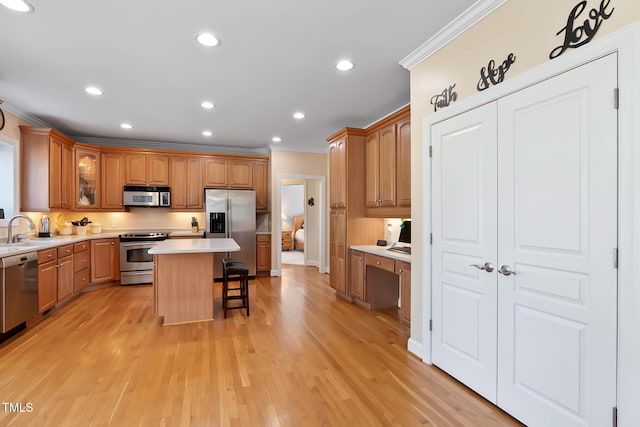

{"left": 6, "top": 215, "right": 37, "bottom": 244}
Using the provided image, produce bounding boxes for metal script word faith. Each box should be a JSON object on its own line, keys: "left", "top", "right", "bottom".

{"left": 477, "top": 53, "right": 516, "bottom": 92}
{"left": 430, "top": 84, "right": 458, "bottom": 112}
{"left": 550, "top": 0, "right": 614, "bottom": 59}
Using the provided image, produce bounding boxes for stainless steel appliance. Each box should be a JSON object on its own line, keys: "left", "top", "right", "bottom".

{"left": 123, "top": 185, "right": 171, "bottom": 207}
{"left": 1, "top": 252, "right": 38, "bottom": 334}
{"left": 119, "top": 232, "right": 169, "bottom": 285}
{"left": 205, "top": 189, "right": 256, "bottom": 278}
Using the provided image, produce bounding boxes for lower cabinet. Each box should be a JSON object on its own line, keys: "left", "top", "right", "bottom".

{"left": 37, "top": 248, "right": 58, "bottom": 313}
{"left": 396, "top": 261, "right": 411, "bottom": 327}
{"left": 91, "top": 238, "right": 118, "bottom": 284}
{"left": 73, "top": 241, "right": 91, "bottom": 292}
{"left": 350, "top": 250, "right": 365, "bottom": 301}
{"left": 256, "top": 234, "right": 271, "bottom": 274}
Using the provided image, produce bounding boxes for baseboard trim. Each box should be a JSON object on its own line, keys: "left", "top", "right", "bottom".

{"left": 407, "top": 338, "right": 425, "bottom": 361}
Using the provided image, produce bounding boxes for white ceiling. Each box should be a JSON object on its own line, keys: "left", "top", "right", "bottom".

{"left": 0, "top": 0, "right": 476, "bottom": 153}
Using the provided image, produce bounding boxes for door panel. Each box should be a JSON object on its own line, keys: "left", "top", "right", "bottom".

{"left": 497, "top": 53, "right": 617, "bottom": 427}
{"left": 431, "top": 102, "right": 498, "bottom": 403}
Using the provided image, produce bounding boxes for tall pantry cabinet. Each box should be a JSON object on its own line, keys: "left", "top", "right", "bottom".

{"left": 328, "top": 128, "right": 383, "bottom": 298}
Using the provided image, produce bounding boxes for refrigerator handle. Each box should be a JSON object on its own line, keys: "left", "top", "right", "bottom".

{"left": 226, "top": 197, "right": 231, "bottom": 237}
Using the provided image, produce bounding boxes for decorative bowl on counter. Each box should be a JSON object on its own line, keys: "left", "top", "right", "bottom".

{"left": 75, "top": 225, "right": 87, "bottom": 235}
{"left": 59, "top": 225, "right": 72, "bottom": 235}
{"left": 90, "top": 223, "right": 102, "bottom": 233}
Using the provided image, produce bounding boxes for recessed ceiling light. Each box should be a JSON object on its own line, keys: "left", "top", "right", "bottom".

{"left": 202, "top": 131, "right": 213, "bottom": 137}
{"left": 120, "top": 123, "right": 132, "bottom": 129}
{"left": 293, "top": 112, "right": 306, "bottom": 119}
{"left": 272, "top": 136, "right": 282, "bottom": 143}
{"left": 336, "top": 60, "right": 354, "bottom": 71}
{"left": 0, "top": 0, "right": 34, "bottom": 13}
{"left": 201, "top": 101, "right": 215, "bottom": 109}
{"left": 85, "top": 86, "right": 103, "bottom": 96}
{"left": 196, "top": 32, "right": 220, "bottom": 47}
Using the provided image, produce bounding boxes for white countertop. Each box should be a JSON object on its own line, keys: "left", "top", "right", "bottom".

{"left": 350, "top": 244, "right": 411, "bottom": 262}
{"left": 0, "top": 233, "right": 121, "bottom": 258}
{"left": 148, "top": 238, "right": 240, "bottom": 255}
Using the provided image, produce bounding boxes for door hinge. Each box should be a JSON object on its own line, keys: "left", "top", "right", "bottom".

{"left": 429, "top": 319, "right": 433, "bottom": 331}
{"left": 429, "top": 146, "right": 432, "bottom": 157}
{"left": 614, "top": 88, "right": 619, "bottom": 109}
{"left": 613, "top": 248, "right": 618, "bottom": 269}
{"left": 430, "top": 233, "right": 433, "bottom": 245}
{"left": 613, "top": 406, "right": 617, "bottom": 427}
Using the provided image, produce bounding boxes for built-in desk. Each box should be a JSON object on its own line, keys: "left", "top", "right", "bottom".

{"left": 349, "top": 245, "right": 411, "bottom": 327}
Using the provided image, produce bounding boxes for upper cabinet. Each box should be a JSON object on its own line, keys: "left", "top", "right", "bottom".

{"left": 74, "top": 147, "right": 100, "bottom": 210}
{"left": 254, "top": 159, "right": 269, "bottom": 211}
{"left": 329, "top": 136, "right": 347, "bottom": 208}
{"left": 125, "top": 153, "right": 169, "bottom": 186}
{"left": 20, "top": 126, "right": 74, "bottom": 211}
{"left": 203, "top": 157, "right": 262, "bottom": 191}
{"left": 364, "top": 106, "right": 411, "bottom": 217}
{"left": 101, "top": 152, "right": 125, "bottom": 210}
{"left": 229, "top": 159, "right": 253, "bottom": 188}
{"left": 203, "top": 158, "right": 228, "bottom": 187}
{"left": 170, "top": 156, "right": 203, "bottom": 210}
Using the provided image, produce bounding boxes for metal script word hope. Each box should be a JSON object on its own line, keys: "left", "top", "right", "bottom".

{"left": 477, "top": 53, "right": 516, "bottom": 92}
{"left": 550, "top": 0, "right": 614, "bottom": 59}
{"left": 430, "top": 84, "right": 458, "bottom": 112}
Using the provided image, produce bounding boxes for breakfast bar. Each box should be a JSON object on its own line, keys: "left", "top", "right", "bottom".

{"left": 148, "top": 238, "right": 240, "bottom": 325}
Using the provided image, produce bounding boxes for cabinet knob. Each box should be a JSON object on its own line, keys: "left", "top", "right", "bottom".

{"left": 399, "top": 269, "right": 404, "bottom": 273}
{"left": 48, "top": 253, "right": 52, "bottom": 258}
{"left": 111, "top": 241, "right": 115, "bottom": 245}
{"left": 376, "top": 261, "right": 381, "bottom": 265}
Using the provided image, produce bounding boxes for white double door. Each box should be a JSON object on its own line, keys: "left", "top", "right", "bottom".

{"left": 431, "top": 54, "right": 617, "bottom": 427}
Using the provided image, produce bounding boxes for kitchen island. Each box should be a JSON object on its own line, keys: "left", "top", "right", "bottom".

{"left": 149, "top": 238, "right": 240, "bottom": 325}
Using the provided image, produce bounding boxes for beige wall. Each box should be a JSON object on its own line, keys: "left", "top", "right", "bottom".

{"left": 409, "top": 0, "right": 640, "bottom": 345}
{"left": 270, "top": 150, "right": 329, "bottom": 272}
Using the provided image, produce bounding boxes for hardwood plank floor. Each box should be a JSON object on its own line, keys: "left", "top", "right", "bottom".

{"left": 0, "top": 265, "right": 522, "bottom": 426}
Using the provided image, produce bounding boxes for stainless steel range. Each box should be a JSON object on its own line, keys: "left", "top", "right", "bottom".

{"left": 119, "top": 232, "right": 168, "bottom": 285}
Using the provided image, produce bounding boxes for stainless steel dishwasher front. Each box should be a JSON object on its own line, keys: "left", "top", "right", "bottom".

{"left": 1, "top": 251, "right": 38, "bottom": 333}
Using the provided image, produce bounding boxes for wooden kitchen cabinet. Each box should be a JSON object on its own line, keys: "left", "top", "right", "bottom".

{"left": 329, "top": 136, "right": 347, "bottom": 209}
{"left": 74, "top": 147, "right": 101, "bottom": 210}
{"left": 203, "top": 158, "right": 228, "bottom": 187}
{"left": 170, "top": 156, "right": 203, "bottom": 210}
{"left": 396, "top": 118, "right": 411, "bottom": 207}
{"left": 350, "top": 250, "right": 365, "bottom": 301}
{"left": 125, "top": 153, "right": 169, "bottom": 186}
{"left": 329, "top": 210, "right": 347, "bottom": 295}
{"left": 57, "top": 252, "right": 74, "bottom": 302}
{"left": 20, "top": 126, "right": 74, "bottom": 211}
{"left": 229, "top": 159, "right": 253, "bottom": 188}
{"left": 254, "top": 160, "right": 269, "bottom": 211}
{"left": 37, "top": 248, "right": 58, "bottom": 313}
{"left": 91, "top": 238, "right": 118, "bottom": 283}
{"left": 101, "top": 152, "right": 125, "bottom": 210}
{"left": 73, "top": 241, "right": 91, "bottom": 292}
{"left": 396, "top": 261, "right": 411, "bottom": 326}
{"left": 256, "top": 234, "right": 271, "bottom": 274}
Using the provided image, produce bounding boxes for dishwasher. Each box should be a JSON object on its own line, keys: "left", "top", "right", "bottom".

{"left": 1, "top": 251, "right": 38, "bottom": 334}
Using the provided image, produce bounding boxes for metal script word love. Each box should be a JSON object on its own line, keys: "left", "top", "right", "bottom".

{"left": 430, "top": 84, "right": 458, "bottom": 112}
{"left": 477, "top": 53, "right": 516, "bottom": 92}
{"left": 550, "top": 0, "right": 614, "bottom": 59}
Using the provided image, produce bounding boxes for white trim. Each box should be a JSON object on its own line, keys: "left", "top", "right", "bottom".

{"left": 275, "top": 173, "right": 327, "bottom": 276}
{"left": 2, "top": 102, "right": 55, "bottom": 128}
{"left": 420, "top": 23, "right": 640, "bottom": 426}
{"left": 407, "top": 338, "right": 424, "bottom": 359}
{"left": 269, "top": 144, "right": 328, "bottom": 154}
{"left": 399, "top": 0, "right": 507, "bottom": 70}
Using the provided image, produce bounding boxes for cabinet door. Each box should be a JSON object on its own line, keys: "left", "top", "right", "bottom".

{"left": 329, "top": 210, "right": 346, "bottom": 294}
{"left": 57, "top": 254, "right": 74, "bottom": 301}
{"left": 365, "top": 133, "right": 380, "bottom": 207}
{"left": 397, "top": 261, "right": 411, "bottom": 326}
{"left": 350, "top": 250, "right": 365, "bottom": 300}
{"left": 61, "top": 142, "right": 73, "bottom": 209}
{"left": 49, "top": 137, "right": 63, "bottom": 208}
{"left": 229, "top": 159, "right": 253, "bottom": 188}
{"left": 329, "top": 138, "right": 347, "bottom": 208}
{"left": 396, "top": 119, "right": 411, "bottom": 207}
{"left": 203, "top": 158, "right": 228, "bottom": 187}
{"left": 329, "top": 142, "right": 338, "bottom": 208}
{"left": 186, "top": 158, "right": 203, "bottom": 208}
{"left": 91, "top": 239, "right": 116, "bottom": 283}
{"left": 256, "top": 234, "right": 271, "bottom": 272}
{"left": 75, "top": 148, "right": 100, "bottom": 209}
{"left": 378, "top": 124, "right": 396, "bottom": 207}
{"left": 254, "top": 160, "right": 269, "bottom": 211}
{"left": 170, "top": 156, "right": 188, "bottom": 208}
{"left": 38, "top": 260, "right": 57, "bottom": 313}
{"left": 102, "top": 152, "right": 125, "bottom": 210}
{"left": 125, "top": 154, "right": 147, "bottom": 185}
{"left": 148, "top": 155, "right": 169, "bottom": 185}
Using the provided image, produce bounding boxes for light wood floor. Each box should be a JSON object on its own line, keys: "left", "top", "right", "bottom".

{"left": 0, "top": 265, "right": 522, "bottom": 426}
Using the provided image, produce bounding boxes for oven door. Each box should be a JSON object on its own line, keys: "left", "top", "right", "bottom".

{"left": 120, "top": 241, "right": 159, "bottom": 285}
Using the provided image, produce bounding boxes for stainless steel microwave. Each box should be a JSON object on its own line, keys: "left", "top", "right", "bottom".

{"left": 123, "top": 185, "right": 171, "bottom": 207}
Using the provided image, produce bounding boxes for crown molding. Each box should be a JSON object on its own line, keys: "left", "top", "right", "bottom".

{"left": 1, "top": 102, "right": 55, "bottom": 128}
{"left": 268, "top": 144, "right": 328, "bottom": 154}
{"left": 399, "top": 0, "right": 508, "bottom": 70}
{"left": 75, "top": 136, "right": 270, "bottom": 156}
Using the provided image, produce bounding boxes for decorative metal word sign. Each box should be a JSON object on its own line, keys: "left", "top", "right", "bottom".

{"left": 430, "top": 84, "right": 458, "bottom": 112}
{"left": 477, "top": 53, "right": 516, "bottom": 92}
{"left": 550, "top": 0, "right": 614, "bottom": 59}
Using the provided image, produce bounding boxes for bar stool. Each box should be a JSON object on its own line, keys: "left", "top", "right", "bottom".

{"left": 222, "top": 260, "right": 250, "bottom": 318}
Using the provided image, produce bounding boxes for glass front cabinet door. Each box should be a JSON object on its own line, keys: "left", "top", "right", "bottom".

{"left": 74, "top": 148, "right": 100, "bottom": 210}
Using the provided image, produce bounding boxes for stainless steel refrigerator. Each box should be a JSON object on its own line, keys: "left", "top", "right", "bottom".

{"left": 205, "top": 189, "right": 256, "bottom": 278}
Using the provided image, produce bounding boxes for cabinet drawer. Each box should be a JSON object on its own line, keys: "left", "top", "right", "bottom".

{"left": 365, "top": 253, "right": 395, "bottom": 272}
{"left": 74, "top": 251, "right": 90, "bottom": 273}
{"left": 58, "top": 244, "right": 74, "bottom": 258}
{"left": 74, "top": 241, "right": 89, "bottom": 253}
{"left": 256, "top": 234, "right": 270, "bottom": 243}
{"left": 74, "top": 269, "right": 91, "bottom": 292}
{"left": 38, "top": 248, "right": 57, "bottom": 264}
